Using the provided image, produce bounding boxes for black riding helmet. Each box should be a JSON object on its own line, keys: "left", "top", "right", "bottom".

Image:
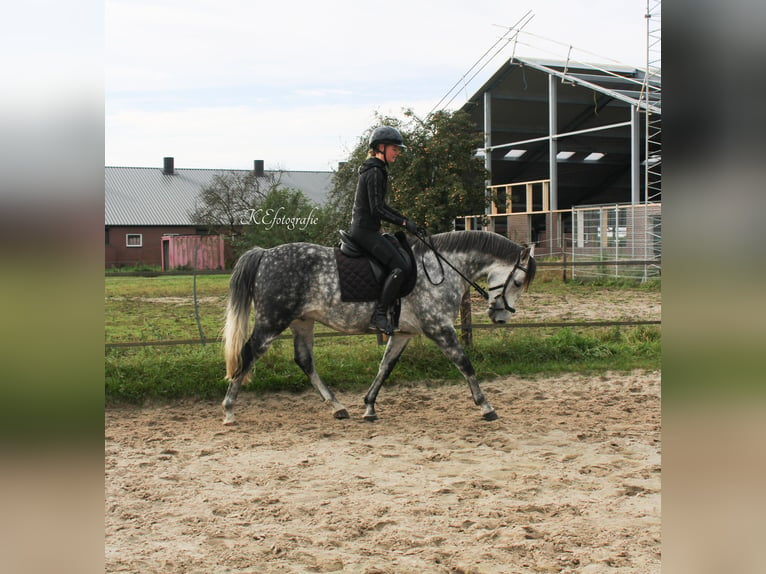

{"left": 369, "top": 126, "right": 407, "bottom": 150}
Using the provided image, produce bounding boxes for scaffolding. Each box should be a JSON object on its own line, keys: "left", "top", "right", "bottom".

{"left": 642, "top": 0, "right": 662, "bottom": 279}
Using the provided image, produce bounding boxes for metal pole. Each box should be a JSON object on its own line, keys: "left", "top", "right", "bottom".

{"left": 484, "top": 90, "right": 492, "bottom": 227}
{"left": 480, "top": 120, "right": 632, "bottom": 153}
{"left": 548, "top": 75, "right": 558, "bottom": 213}
{"left": 631, "top": 105, "right": 640, "bottom": 205}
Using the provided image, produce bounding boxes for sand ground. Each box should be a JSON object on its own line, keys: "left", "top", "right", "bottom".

{"left": 106, "top": 370, "right": 660, "bottom": 573}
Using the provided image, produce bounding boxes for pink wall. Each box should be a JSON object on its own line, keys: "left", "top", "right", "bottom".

{"left": 161, "top": 235, "right": 225, "bottom": 271}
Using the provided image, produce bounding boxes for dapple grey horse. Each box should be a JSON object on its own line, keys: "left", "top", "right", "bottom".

{"left": 222, "top": 231, "right": 536, "bottom": 424}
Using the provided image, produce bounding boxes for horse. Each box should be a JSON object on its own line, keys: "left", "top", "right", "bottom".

{"left": 222, "top": 230, "right": 536, "bottom": 424}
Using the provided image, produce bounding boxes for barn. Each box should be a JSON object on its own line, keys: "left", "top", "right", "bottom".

{"left": 105, "top": 158, "right": 334, "bottom": 269}
{"left": 456, "top": 56, "right": 661, "bottom": 268}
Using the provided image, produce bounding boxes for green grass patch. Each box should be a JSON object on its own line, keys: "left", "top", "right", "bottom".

{"left": 105, "top": 274, "right": 230, "bottom": 299}
{"left": 105, "top": 326, "right": 660, "bottom": 404}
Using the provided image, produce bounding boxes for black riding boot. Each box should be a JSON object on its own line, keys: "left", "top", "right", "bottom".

{"left": 371, "top": 268, "right": 404, "bottom": 335}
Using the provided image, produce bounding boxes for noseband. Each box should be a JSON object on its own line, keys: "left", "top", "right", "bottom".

{"left": 487, "top": 253, "right": 528, "bottom": 313}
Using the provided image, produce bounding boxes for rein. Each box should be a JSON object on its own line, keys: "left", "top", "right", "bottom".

{"left": 414, "top": 232, "right": 489, "bottom": 299}
{"left": 413, "top": 232, "right": 525, "bottom": 309}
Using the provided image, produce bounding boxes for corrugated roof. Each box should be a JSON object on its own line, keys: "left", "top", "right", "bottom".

{"left": 105, "top": 166, "right": 334, "bottom": 226}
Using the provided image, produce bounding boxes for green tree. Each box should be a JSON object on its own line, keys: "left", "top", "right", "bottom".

{"left": 239, "top": 187, "right": 331, "bottom": 249}
{"left": 326, "top": 109, "right": 487, "bottom": 235}
{"left": 393, "top": 109, "right": 487, "bottom": 232}
{"left": 189, "top": 169, "right": 284, "bottom": 256}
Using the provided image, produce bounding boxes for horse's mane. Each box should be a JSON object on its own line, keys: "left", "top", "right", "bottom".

{"left": 411, "top": 230, "right": 536, "bottom": 289}
{"left": 412, "top": 230, "right": 519, "bottom": 259}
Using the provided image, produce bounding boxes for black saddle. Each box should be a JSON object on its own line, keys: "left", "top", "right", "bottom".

{"left": 334, "top": 230, "right": 417, "bottom": 302}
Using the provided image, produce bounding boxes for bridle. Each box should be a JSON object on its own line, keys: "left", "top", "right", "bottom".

{"left": 414, "top": 232, "right": 528, "bottom": 312}
{"left": 487, "top": 252, "right": 528, "bottom": 314}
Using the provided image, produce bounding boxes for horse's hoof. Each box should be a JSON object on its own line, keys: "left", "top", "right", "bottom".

{"left": 482, "top": 410, "right": 498, "bottom": 421}
{"left": 363, "top": 413, "right": 378, "bottom": 423}
{"left": 222, "top": 420, "right": 237, "bottom": 426}
{"left": 334, "top": 409, "right": 350, "bottom": 419}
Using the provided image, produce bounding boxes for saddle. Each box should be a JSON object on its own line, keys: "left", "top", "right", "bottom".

{"left": 334, "top": 230, "right": 417, "bottom": 303}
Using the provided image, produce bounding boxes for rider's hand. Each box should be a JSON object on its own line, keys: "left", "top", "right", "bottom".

{"left": 404, "top": 219, "right": 420, "bottom": 235}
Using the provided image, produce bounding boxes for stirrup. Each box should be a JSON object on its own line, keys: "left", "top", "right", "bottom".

{"left": 371, "top": 310, "right": 393, "bottom": 336}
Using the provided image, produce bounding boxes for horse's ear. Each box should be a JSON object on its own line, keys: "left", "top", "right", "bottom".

{"left": 521, "top": 245, "right": 532, "bottom": 261}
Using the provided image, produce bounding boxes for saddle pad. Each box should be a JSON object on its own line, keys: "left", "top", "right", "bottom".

{"left": 334, "top": 232, "right": 418, "bottom": 303}
{"left": 334, "top": 248, "right": 380, "bottom": 302}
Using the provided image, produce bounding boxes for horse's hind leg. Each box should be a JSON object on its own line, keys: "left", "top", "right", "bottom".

{"left": 427, "top": 325, "right": 498, "bottom": 421}
{"left": 290, "top": 320, "right": 349, "bottom": 419}
{"left": 222, "top": 327, "right": 277, "bottom": 425}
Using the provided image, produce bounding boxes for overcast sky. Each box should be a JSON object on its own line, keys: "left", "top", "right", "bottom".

{"left": 105, "top": 0, "right": 651, "bottom": 172}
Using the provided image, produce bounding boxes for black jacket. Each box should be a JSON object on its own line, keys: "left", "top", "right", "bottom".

{"left": 350, "top": 158, "right": 406, "bottom": 232}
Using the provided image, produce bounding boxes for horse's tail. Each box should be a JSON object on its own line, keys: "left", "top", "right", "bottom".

{"left": 223, "top": 247, "right": 265, "bottom": 380}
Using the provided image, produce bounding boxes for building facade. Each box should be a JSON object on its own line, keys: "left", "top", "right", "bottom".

{"left": 105, "top": 158, "right": 334, "bottom": 268}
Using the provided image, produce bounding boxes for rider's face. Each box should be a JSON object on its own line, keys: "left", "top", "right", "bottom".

{"left": 384, "top": 144, "right": 401, "bottom": 163}
{"left": 377, "top": 144, "right": 402, "bottom": 163}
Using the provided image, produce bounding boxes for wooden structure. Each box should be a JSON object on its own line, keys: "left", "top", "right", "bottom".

{"left": 160, "top": 234, "right": 225, "bottom": 271}
{"left": 455, "top": 178, "right": 566, "bottom": 254}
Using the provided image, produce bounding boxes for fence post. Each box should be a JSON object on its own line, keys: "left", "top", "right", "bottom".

{"left": 460, "top": 290, "right": 473, "bottom": 347}
{"left": 562, "top": 249, "right": 568, "bottom": 283}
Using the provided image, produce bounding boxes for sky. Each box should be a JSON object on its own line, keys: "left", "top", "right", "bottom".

{"left": 105, "top": 0, "right": 652, "bottom": 172}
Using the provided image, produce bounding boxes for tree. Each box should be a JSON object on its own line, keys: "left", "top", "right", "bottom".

{"left": 238, "top": 186, "right": 331, "bottom": 249}
{"left": 189, "top": 169, "right": 283, "bottom": 261}
{"left": 190, "top": 170, "right": 281, "bottom": 230}
{"left": 326, "top": 109, "right": 487, "bottom": 235}
{"left": 392, "top": 109, "right": 487, "bottom": 232}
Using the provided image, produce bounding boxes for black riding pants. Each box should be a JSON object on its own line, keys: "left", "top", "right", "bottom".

{"left": 349, "top": 226, "right": 412, "bottom": 276}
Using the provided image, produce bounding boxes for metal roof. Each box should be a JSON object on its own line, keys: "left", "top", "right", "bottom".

{"left": 105, "top": 166, "right": 334, "bottom": 226}
{"left": 460, "top": 57, "right": 661, "bottom": 208}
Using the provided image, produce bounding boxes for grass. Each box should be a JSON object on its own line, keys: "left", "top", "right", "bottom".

{"left": 105, "top": 273, "right": 661, "bottom": 404}
{"left": 105, "top": 275, "right": 230, "bottom": 342}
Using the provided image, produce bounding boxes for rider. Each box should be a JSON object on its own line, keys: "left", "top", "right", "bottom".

{"left": 349, "top": 126, "right": 421, "bottom": 335}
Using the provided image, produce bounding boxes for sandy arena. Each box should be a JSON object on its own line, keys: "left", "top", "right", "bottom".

{"left": 105, "top": 369, "right": 660, "bottom": 573}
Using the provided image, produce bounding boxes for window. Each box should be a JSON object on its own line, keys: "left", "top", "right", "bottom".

{"left": 126, "top": 234, "right": 143, "bottom": 248}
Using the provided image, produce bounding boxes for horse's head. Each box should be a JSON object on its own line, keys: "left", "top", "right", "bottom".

{"left": 486, "top": 245, "right": 536, "bottom": 324}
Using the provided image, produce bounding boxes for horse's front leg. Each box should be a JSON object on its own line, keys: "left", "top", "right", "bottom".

{"left": 427, "top": 325, "right": 498, "bottom": 421}
{"left": 290, "top": 319, "right": 349, "bottom": 419}
{"left": 363, "top": 334, "right": 411, "bottom": 421}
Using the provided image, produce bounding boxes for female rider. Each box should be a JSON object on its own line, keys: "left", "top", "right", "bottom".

{"left": 349, "top": 126, "right": 421, "bottom": 335}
